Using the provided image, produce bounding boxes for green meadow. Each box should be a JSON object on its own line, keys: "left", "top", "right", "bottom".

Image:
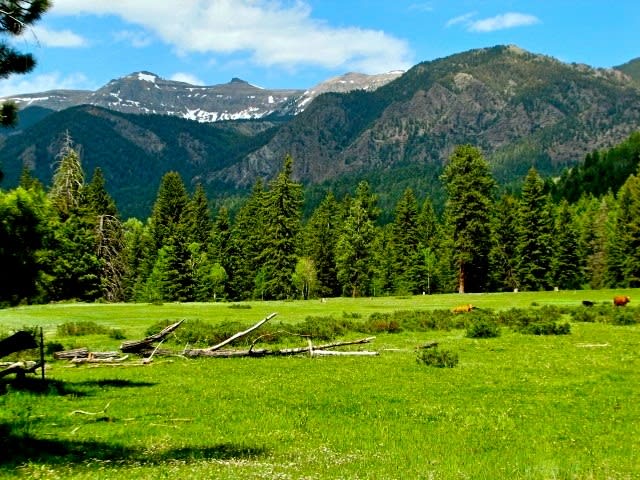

{"left": 1, "top": 289, "right": 639, "bottom": 479}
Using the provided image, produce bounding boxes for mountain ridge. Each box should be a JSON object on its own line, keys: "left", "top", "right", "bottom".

{"left": 2, "top": 70, "right": 403, "bottom": 124}
{"left": 1, "top": 45, "right": 639, "bottom": 219}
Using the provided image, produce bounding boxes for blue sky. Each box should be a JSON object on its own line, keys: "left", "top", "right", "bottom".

{"left": 1, "top": 0, "right": 638, "bottom": 96}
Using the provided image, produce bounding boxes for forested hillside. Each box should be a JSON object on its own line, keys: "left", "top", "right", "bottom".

{"left": 0, "top": 106, "right": 281, "bottom": 218}
{"left": 224, "top": 45, "right": 640, "bottom": 188}
{"left": 3, "top": 132, "right": 640, "bottom": 307}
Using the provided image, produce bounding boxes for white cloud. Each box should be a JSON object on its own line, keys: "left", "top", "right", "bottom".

{"left": 0, "top": 72, "right": 94, "bottom": 97}
{"left": 49, "top": 0, "right": 413, "bottom": 74}
{"left": 170, "top": 72, "right": 204, "bottom": 85}
{"left": 445, "top": 12, "right": 477, "bottom": 28}
{"left": 21, "top": 25, "right": 87, "bottom": 47}
{"left": 113, "top": 30, "right": 154, "bottom": 48}
{"left": 468, "top": 12, "right": 540, "bottom": 32}
{"left": 408, "top": 3, "right": 433, "bottom": 12}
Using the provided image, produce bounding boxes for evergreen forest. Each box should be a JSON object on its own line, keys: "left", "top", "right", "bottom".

{"left": 2, "top": 132, "right": 640, "bottom": 307}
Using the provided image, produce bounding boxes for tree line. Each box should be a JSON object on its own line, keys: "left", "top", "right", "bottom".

{"left": 2, "top": 135, "right": 640, "bottom": 306}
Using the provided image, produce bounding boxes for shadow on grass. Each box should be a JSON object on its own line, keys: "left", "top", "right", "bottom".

{"left": 0, "top": 423, "right": 268, "bottom": 469}
{"left": 1, "top": 377, "right": 156, "bottom": 397}
{"left": 0, "top": 377, "right": 87, "bottom": 397}
{"left": 75, "top": 379, "right": 156, "bottom": 389}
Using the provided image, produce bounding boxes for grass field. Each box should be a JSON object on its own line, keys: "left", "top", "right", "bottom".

{"left": 1, "top": 289, "right": 639, "bottom": 479}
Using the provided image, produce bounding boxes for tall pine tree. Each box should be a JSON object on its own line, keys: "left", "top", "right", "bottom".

{"left": 516, "top": 168, "right": 554, "bottom": 290}
{"left": 441, "top": 145, "right": 495, "bottom": 293}
{"left": 260, "top": 155, "right": 303, "bottom": 300}
{"left": 304, "top": 191, "right": 342, "bottom": 297}
{"left": 390, "top": 188, "right": 421, "bottom": 294}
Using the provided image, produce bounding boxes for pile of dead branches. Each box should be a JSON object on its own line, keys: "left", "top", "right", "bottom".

{"left": 53, "top": 313, "right": 378, "bottom": 364}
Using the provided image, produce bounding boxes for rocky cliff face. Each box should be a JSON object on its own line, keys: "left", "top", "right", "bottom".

{"left": 210, "top": 45, "right": 640, "bottom": 186}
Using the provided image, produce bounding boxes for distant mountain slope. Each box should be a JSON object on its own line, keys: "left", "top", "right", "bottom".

{"left": 2, "top": 45, "right": 640, "bottom": 219}
{"left": 215, "top": 45, "right": 640, "bottom": 187}
{"left": 2, "top": 71, "right": 401, "bottom": 123}
{"left": 615, "top": 57, "right": 640, "bottom": 86}
{"left": 0, "top": 105, "right": 279, "bottom": 218}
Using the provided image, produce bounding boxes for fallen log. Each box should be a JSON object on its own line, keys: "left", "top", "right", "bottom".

{"left": 54, "top": 349, "right": 121, "bottom": 360}
{"left": 310, "top": 350, "right": 379, "bottom": 356}
{"left": 70, "top": 355, "right": 129, "bottom": 364}
{"left": 185, "top": 336, "right": 376, "bottom": 358}
{"left": 204, "top": 313, "right": 278, "bottom": 352}
{"left": 120, "top": 319, "right": 185, "bottom": 353}
{"left": 54, "top": 347, "right": 89, "bottom": 360}
{"left": 0, "top": 361, "right": 42, "bottom": 378}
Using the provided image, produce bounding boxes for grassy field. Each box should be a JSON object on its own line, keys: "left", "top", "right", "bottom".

{"left": 1, "top": 290, "right": 639, "bottom": 479}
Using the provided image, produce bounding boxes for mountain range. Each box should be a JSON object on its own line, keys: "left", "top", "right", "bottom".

{"left": 1, "top": 45, "right": 639, "bottom": 219}
{"left": 3, "top": 70, "right": 403, "bottom": 122}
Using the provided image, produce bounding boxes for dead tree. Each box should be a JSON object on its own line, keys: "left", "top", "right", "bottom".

{"left": 120, "top": 319, "right": 185, "bottom": 353}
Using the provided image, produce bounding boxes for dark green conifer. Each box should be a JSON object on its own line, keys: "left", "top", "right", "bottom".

{"left": 441, "top": 145, "right": 495, "bottom": 293}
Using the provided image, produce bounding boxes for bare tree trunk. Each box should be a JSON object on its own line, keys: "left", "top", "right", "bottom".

{"left": 202, "top": 313, "right": 278, "bottom": 352}
{"left": 120, "top": 319, "right": 185, "bottom": 353}
{"left": 185, "top": 336, "right": 376, "bottom": 358}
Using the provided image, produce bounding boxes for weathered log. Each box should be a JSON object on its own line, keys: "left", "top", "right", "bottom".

{"left": 120, "top": 319, "right": 185, "bottom": 353}
{"left": 54, "top": 347, "right": 90, "bottom": 360}
{"left": 0, "top": 361, "right": 42, "bottom": 378}
{"left": 185, "top": 336, "right": 376, "bottom": 358}
{"left": 70, "top": 355, "right": 129, "bottom": 364}
{"left": 310, "top": 350, "right": 379, "bottom": 356}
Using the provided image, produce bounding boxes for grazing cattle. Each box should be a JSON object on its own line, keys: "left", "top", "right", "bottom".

{"left": 582, "top": 300, "right": 595, "bottom": 307}
{"left": 452, "top": 304, "right": 475, "bottom": 314}
{"left": 613, "top": 295, "right": 631, "bottom": 307}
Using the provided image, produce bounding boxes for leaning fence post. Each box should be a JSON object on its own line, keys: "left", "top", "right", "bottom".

{"left": 40, "top": 327, "right": 45, "bottom": 380}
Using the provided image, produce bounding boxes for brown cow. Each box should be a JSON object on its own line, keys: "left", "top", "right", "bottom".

{"left": 452, "top": 304, "right": 475, "bottom": 314}
{"left": 613, "top": 295, "right": 631, "bottom": 307}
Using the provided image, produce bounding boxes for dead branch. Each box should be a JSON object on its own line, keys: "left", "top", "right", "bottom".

{"left": 203, "top": 312, "right": 278, "bottom": 352}
{"left": 120, "top": 319, "right": 184, "bottom": 353}
{"left": 0, "top": 361, "right": 42, "bottom": 378}
{"left": 310, "top": 350, "right": 379, "bottom": 356}
{"left": 185, "top": 336, "right": 376, "bottom": 358}
{"left": 70, "top": 401, "right": 112, "bottom": 416}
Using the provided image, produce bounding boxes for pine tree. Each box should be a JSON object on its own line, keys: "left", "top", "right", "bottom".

{"left": 607, "top": 174, "right": 640, "bottom": 287}
{"left": 84, "top": 167, "right": 117, "bottom": 217}
{"left": 516, "top": 168, "right": 554, "bottom": 290}
{"left": 149, "top": 171, "right": 189, "bottom": 251}
{"left": 210, "top": 207, "right": 232, "bottom": 294}
{"left": 304, "top": 191, "right": 341, "bottom": 297}
{"left": 0, "top": 186, "right": 49, "bottom": 305}
{"left": 42, "top": 135, "right": 102, "bottom": 301}
{"left": 183, "top": 183, "right": 211, "bottom": 246}
{"left": 85, "top": 167, "right": 125, "bottom": 301}
{"left": 370, "top": 224, "right": 394, "bottom": 296}
{"left": 48, "top": 132, "right": 84, "bottom": 219}
{"left": 336, "top": 194, "right": 376, "bottom": 297}
{"left": 441, "top": 145, "right": 495, "bottom": 293}
{"left": 228, "top": 181, "right": 267, "bottom": 299}
{"left": 121, "top": 218, "right": 154, "bottom": 301}
{"left": 489, "top": 194, "right": 520, "bottom": 291}
{"left": 415, "top": 199, "right": 441, "bottom": 294}
{"left": 551, "top": 200, "right": 582, "bottom": 289}
{"left": 0, "top": 1, "right": 51, "bottom": 127}
{"left": 579, "top": 196, "right": 612, "bottom": 289}
{"left": 260, "top": 155, "right": 303, "bottom": 300}
{"left": 390, "top": 188, "right": 421, "bottom": 294}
